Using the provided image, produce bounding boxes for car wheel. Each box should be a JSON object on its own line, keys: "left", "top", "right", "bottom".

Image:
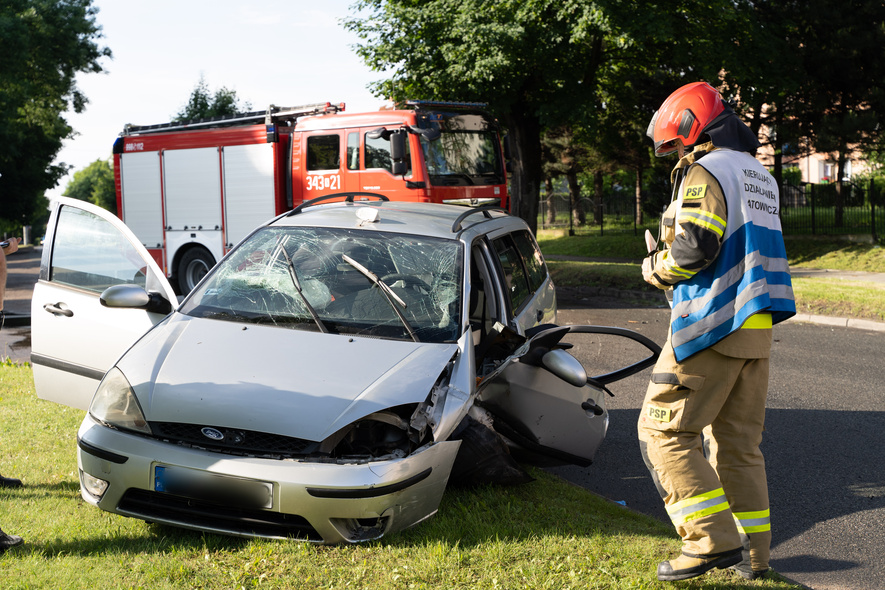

{"left": 176, "top": 247, "right": 215, "bottom": 294}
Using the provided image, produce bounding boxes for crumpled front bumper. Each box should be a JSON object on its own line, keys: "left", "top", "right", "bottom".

{"left": 76, "top": 414, "right": 461, "bottom": 543}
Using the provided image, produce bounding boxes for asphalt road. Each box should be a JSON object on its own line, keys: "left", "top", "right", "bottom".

{"left": 553, "top": 292, "right": 885, "bottom": 590}
{"left": 5, "top": 247, "right": 885, "bottom": 589}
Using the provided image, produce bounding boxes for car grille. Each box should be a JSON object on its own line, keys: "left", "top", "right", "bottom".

{"left": 149, "top": 422, "right": 320, "bottom": 458}
{"left": 117, "top": 488, "right": 323, "bottom": 541}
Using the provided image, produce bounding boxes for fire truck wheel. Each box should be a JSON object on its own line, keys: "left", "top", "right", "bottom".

{"left": 176, "top": 247, "right": 215, "bottom": 294}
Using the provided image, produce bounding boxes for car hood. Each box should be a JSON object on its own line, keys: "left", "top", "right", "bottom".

{"left": 117, "top": 314, "right": 460, "bottom": 442}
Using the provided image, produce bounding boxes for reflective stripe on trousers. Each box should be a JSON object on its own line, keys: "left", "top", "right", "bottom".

{"left": 733, "top": 509, "right": 771, "bottom": 534}
{"left": 667, "top": 487, "right": 731, "bottom": 526}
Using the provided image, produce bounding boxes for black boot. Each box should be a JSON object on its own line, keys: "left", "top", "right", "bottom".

{"left": 0, "top": 528, "right": 23, "bottom": 551}
{"left": 657, "top": 548, "right": 742, "bottom": 581}
{"left": 729, "top": 531, "right": 769, "bottom": 579}
{"left": 0, "top": 474, "right": 23, "bottom": 488}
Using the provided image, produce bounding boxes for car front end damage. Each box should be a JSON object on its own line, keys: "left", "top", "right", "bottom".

{"left": 76, "top": 413, "right": 461, "bottom": 543}
{"left": 75, "top": 327, "right": 477, "bottom": 544}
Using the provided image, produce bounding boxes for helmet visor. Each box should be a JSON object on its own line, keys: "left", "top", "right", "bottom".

{"left": 653, "top": 138, "right": 683, "bottom": 158}
{"left": 647, "top": 109, "right": 694, "bottom": 157}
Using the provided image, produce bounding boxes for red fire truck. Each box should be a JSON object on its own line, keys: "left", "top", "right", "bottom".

{"left": 112, "top": 100, "right": 508, "bottom": 293}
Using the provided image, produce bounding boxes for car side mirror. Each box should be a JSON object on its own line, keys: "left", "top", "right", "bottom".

{"left": 540, "top": 348, "right": 588, "bottom": 388}
{"left": 390, "top": 129, "right": 405, "bottom": 161}
{"left": 100, "top": 284, "right": 172, "bottom": 315}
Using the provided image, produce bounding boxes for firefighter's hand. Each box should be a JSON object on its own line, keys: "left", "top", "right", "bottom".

{"left": 641, "top": 254, "right": 655, "bottom": 284}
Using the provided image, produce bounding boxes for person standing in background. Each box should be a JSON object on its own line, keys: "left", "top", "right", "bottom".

{"left": 0, "top": 235, "right": 24, "bottom": 552}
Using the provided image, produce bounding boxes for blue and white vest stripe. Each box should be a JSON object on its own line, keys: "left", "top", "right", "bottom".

{"left": 670, "top": 149, "right": 796, "bottom": 361}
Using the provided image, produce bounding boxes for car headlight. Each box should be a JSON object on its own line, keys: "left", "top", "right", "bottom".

{"left": 89, "top": 367, "right": 152, "bottom": 435}
{"left": 321, "top": 403, "right": 431, "bottom": 459}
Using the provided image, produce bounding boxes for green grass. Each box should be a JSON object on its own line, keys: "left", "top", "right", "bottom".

{"left": 537, "top": 230, "right": 650, "bottom": 261}
{"left": 791, "top": 278, "right": 885, "bottom": 322}
{"left": 547, "top": 261, "right": 658, "bottom": 294}
{"left": 538, "top": 230, "right": 885, "bottom": 272}
{"left": 0, "top": 363, "right": 801, "bottom": 589}
{"left": 539, "top": 231, "right": 885, "bottom": 322}
{"left": 783, "top": 237, "right": 885, "bottom": 272}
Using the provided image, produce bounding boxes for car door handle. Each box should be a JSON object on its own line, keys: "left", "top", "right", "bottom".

{"left": 43, "top": 302, "right": 73, "bottom": 317}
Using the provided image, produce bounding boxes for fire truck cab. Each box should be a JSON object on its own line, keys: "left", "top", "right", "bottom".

{"left": 112, "top": 101, "right": 508, "bottom": 293}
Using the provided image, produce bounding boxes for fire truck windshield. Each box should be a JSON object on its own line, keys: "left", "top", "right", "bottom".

{"left": 418, "top": 112, "right": 504, "bottom": 187}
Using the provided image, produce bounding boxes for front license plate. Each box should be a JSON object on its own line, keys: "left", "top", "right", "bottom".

{"left": 154, "top": 465, "right": 273, "bottom": 509}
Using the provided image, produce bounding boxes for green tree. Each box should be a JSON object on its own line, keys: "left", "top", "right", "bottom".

{"left": 63, "top": 158, "right": 116, "bottom": 214}
{"left": 345, "top": 0, "right": 750, "bottom": 231}
{"left": 794, "top": 1, "right": 885, "bottom": 225}
{"left": 0, "top": 0, "right": 110, "bottom": 227}
{"left": 173, "top": 75, "right": 251, "bottom": 121}
{"left": 345, "top": 0, "right": 608, "bottom": 230}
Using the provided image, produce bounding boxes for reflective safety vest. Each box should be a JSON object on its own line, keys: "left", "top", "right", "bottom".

{"left": 670, "top": 149, "right": 796, "bottom": 361}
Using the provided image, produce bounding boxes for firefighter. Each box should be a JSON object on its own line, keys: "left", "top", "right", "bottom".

{"left": 639, "top": 82, "right": 795, "bottom": 582}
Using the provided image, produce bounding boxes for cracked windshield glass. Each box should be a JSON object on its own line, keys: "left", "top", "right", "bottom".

{"left": 181, "top": 227, "right": 463, "bottom": 343}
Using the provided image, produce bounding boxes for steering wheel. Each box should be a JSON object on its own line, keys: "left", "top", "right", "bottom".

{"left": 380, "top": 273, "right": 431, "bottom": 292}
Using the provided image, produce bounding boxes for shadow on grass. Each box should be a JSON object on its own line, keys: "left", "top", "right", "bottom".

{"left": 5, "top": 470, "right": 673, "bottom": 558}
{"left": 23, "top": 524, "right": 249, "bottom": 558}
{"left": 0, "top": 479, "right": 80, "bottom": 498}
{"left": 389, "top": 468, "right": 676, "bottom": 550}
{"left": 3, "top": 472, "right": 810, "bottom": 588}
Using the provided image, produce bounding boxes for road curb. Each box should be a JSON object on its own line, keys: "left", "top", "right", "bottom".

{"left": 789, "top": 313, "right": 885, "bottom": 332}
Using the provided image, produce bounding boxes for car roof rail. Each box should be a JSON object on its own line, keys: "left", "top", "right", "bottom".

{"left": 287, "top": 192, "right": 389, "bottom": 216}
{"left": 451, "top": 205, "right": 507, "bottom": 233}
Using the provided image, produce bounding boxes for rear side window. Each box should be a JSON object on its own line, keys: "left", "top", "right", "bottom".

{"left": 307, "top": 135, "right": 340, "bottom": 171}
{"left": 492, "top": 230, "right": 548, "bottom": 314}
{"left": 512, "top": 230, "right": 547, "bottom": 292}
{"left": 493, "top": 235, "right": 531, "bottom": 312}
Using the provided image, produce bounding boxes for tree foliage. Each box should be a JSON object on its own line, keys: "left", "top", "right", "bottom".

{"left": 173, "top": 75, "right": 251, "bottom": 121}
{"left": 794, "top": 1, "right": 885, "bottom": 176}
{"left": 345, "top": 0, "right": 885, "bottom": 232}
{"left": 0, "top": 0, "right": 110, "bottom": 227}
{"left": 344, "top": 0, "right": 748, "bottom": 230}
{"left": 63, "top": 157, "right": 116, "bottom": 214}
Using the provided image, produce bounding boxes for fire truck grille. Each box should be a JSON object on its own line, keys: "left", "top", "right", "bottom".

{"left": 117, "top": 488, "right": 322, "bottom": 541}
{"left": 149, "top": 422, "right": 319, "bottom": 458}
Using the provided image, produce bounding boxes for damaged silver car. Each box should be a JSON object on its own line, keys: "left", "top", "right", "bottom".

{"left": 31, "top": 194, "right": 659, "bottom": 543}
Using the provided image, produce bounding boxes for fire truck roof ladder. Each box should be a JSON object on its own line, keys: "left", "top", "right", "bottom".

{"left": 405, "top": 100, "right": 489, "bottom": 110}
{"left": 121, "top": 102, "right": 345, "bottom": 136}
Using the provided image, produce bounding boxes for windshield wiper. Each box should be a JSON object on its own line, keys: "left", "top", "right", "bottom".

{"left": 203, "top": 309, "right": 249, "bottom": 322}
{"left": 341, "top": 254, "right": 419, "bottom": 342}
{"left": 277, "top": 240, "right": 329, "bottom": 334}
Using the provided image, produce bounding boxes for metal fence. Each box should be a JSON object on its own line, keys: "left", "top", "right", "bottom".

{"left": 779, "top": 180, "right": 881, "bottom": 241}
{"left": 539, "top": 179, "right": 883, "bottom": 242}
{"left": 538, "top": 190, "right": 654, "bottom": 236}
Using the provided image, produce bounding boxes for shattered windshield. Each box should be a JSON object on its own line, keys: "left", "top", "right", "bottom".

{"left": 180, "top": 227, "right": 463, "bottom": 343}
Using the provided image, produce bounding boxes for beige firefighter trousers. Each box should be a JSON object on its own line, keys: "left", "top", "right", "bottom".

{"left": 638, "top": 332, "right": 772, "bottom": 570}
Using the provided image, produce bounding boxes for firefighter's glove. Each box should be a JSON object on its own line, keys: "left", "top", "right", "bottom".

{"left": 642, "top": 251, "right": 674, "bottom": 290}
{"left": 641, "top": 253, "right": 656, "bottom": 285}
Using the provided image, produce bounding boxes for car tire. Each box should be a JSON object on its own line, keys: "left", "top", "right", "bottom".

{"left": 176, "top": 247, "right": 215, "bottom": 294}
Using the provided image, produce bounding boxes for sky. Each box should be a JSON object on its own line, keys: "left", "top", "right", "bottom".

{"left": 47, "top": 0, "right": 385, "bottom": 201}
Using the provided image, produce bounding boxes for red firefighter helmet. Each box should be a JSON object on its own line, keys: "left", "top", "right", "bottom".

{"left": 647, "top": 82, "right": 725, "bottom": 157}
